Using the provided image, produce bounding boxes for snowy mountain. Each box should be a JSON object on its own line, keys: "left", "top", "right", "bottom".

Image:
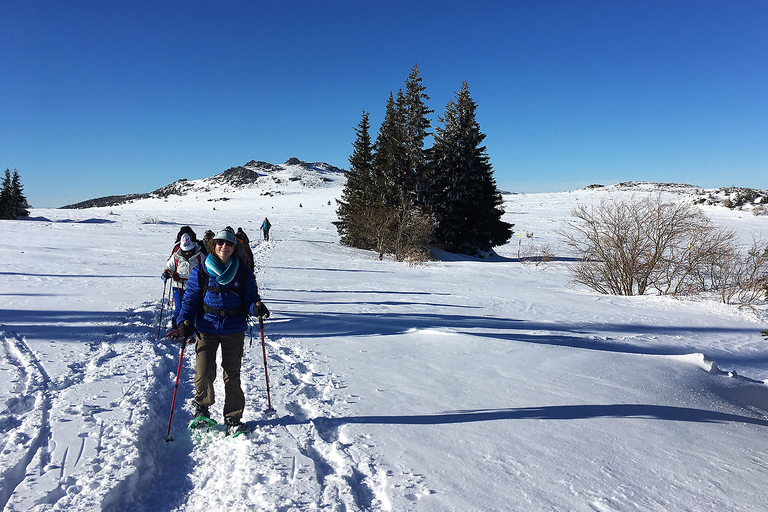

{"left": 59, "top": 158, "right": 345, "bottom": 209}
{"left": 1, "top": 174, "right": 768, "bottom": 511}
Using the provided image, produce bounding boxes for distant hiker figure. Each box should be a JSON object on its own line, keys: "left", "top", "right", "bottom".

{"left": 162, "top": 233, "right": 203, "bottom": 339}
{"left": 261, "top": 217, "right": 271, "bottom": 241}
{"left": 177, "top": 226, "right": 270, "bottom": 436}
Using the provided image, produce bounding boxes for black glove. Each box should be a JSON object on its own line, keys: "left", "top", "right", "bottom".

{"left": 178, "top": 320, "right": 193, "bottom": 339}
{"left": 162, "top": 270, "right": 171, "bottom": 282}
{"left": 254, "top": 301, "right": 270, "bottom": 319}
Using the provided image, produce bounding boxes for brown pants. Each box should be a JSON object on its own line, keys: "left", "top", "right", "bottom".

{"left": 194, "top": 331, "right": 245, "bottom": 420}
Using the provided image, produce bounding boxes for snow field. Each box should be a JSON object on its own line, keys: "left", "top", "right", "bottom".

{"left": 0, "top": 174, "right": 768, "bottom": 510}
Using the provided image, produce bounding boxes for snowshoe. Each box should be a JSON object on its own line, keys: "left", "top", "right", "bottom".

{"left": 189, "top": 416, "right": 216, "bottom": 431}
{"left": 188, "top": 401, "right": 214, "bottom": 431}
{"left": 225, "top": 418, "right": 249, "bottom": 437}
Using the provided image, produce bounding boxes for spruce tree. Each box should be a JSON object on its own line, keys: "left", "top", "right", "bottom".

{"left": 427, "top": 82, "right": 513, "bottom": 255}
{"left": 403, "top": 64, "right": 433, "bottom": 206}
{"left": 335, "top": 111, "right": 375, "bottom": 248}
{"left": 372, "top": 92, "right": 408, "bottom": 207}
{"left": 10, "top": 170, "right": 30, "bottom": 218}
{"left": 0, "top": 169, "right": 12, "bottom": 220}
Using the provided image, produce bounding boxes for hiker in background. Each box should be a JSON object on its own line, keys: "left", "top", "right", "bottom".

{"left": 162, "top": 233, "right": 204, "bottom": 338}
{"left": 201, "top": 230, "right": 215, "bottom": 253}
{"left": 171, "top": 226, "right": 197, "bottom": 254}
{"left": 236, "top": 227, "right": 255, "bottom": 270}
{"left": 177, "top": 226, "right": 270, "bottom": 436}
{"left": 261, "top": 217, "right": 271, "bottom": 241}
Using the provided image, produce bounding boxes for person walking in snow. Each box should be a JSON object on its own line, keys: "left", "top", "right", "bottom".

{"left": 235, "top": 226, "right": 255, "bottom": 270}
{"left": 162, "top": 233, "right": 204, "bottom": 337}
{"left": 177, "top": 227, "right": 270, "bottom": 436}
{"left": 261, "top": 217, "right": 271, "bottom": 241}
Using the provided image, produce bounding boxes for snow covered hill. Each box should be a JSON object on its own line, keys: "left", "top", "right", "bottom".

{"left": 1, "top": 174, "right": 768, "bottom": 511}
{"left": 59, "top": 158, "right": 345, "bottom": 209}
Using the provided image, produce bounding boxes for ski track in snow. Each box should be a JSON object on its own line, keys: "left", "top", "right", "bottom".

{"left": 0, "top": 330, "right": 51, "bottom": 511}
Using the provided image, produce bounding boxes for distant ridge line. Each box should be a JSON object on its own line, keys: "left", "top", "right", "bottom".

{"left": 59, "top": 158, "right": 344, "bottom": 209}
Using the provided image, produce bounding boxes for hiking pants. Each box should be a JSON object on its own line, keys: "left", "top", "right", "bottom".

{"left": 194, "top": 331, "right": 245, "bottom": 420}
{"left": 171, "top": 287, "right": 185, "bottom": 328}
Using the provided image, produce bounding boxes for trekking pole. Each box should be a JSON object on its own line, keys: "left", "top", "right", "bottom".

{"left": 157, "top": 280, "right": 168, "bottom": 339}
{"left": 259, "top": 317, "right": 276, "bottom": 415}
{"left": 165, "top": 336, "right": 188, "bottom": 442}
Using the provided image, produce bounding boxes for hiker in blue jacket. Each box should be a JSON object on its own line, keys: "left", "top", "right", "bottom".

{"left": 177, "top": 226, "right": 270, "bottom": 436}
{"left": 261, "top": 217, "right": 271, "bottom": 241}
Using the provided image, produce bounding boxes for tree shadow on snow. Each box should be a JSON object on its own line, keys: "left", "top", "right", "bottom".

{"left": 269, "top": 403, "right": 768, "bottom": 432}
{"left": 0, "top": 308, "right": 146, "bottom": 342}
{"left": 268, "top": 311, "right": 762, "bottom": 359}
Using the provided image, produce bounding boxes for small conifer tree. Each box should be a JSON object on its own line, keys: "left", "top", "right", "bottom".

{"left": 11, "top": 170, "right": 30, "bottom": 218}
{"left": 0, "top": 169, "right": 13, "bottom": 220}
{"left": 335, "top": 111, "right": 375, "bottom": 248}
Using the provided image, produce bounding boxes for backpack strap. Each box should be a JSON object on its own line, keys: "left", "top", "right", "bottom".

{"left": 199, "top": 267, "right": 248, "bottom": 317}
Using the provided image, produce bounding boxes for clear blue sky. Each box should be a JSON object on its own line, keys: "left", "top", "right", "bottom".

{"left": 2, "top": 0, "right": 767, "bottom": 208}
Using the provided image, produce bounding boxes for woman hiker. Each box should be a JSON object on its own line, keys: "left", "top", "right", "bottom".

{"left": 177, "top": 227, "right": 270, "bottom": 436}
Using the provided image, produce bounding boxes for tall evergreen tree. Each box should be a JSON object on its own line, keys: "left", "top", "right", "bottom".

{"left": 0, "top": 169, "right": 12, "bottom": 220}
{"left": 403, "top": 64, "right": 433, "bottom": 206}
{"left": 335, "top": 111, "right": 375, "bottom": 248}
{"left": 372, "top": 91, "right": 408, "bottom": 207}
{"left": 10, "top": 169, "right": 30, "bottom": 218}
{"left": 427, "top": 82, "right": 513, "bottom": 254}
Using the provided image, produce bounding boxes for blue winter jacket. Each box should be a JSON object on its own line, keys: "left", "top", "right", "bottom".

{"left": 177, "top": 256, "right": 262, "bottom": 335}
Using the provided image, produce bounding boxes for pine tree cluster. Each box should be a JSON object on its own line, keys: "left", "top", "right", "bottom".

{"left": 0, "top": 169, "right": 31, "bottom": 220}
{"left": 334, "top": 65, "right": 513, "bottom": 260}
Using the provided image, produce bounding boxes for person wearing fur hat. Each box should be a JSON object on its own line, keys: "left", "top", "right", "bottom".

{"left": 162, "top": 233, "right": 204, "bottom": 337}
{"left": 176, "top": 226, "right": 270, "bottom": 436}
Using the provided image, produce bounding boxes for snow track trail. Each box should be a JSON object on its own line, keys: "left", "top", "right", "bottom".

{"left": 0, "top": 330, "right": 51, "bottom": 511}
{"left": 106, "top": 238, "right": 390, "bottom": 511}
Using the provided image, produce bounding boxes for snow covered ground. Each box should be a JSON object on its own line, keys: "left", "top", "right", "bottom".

{"left": 1, "top": 166, "right": 768, "bottom": 511}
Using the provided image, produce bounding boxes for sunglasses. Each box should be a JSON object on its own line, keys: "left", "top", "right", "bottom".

{"left": 215, "top": 240, "right": 235, "bottom": 247}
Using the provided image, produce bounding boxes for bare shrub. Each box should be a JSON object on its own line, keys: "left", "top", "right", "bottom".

{"left": 708, "top": 241, "right": 768, "bottom": 305}
{"left": 560, "top": 195, "right": 707, "bottom": 295}
{"left": 344, "top": 204, "right": 398, "bottom": 260}
{"left": 560, "top": 194, "right": 766, "bottom": 304}
{"left": 342, "top": 201, "right": 433, "bottom": 262}
{"left": 650, "top": 219, "right": 736, "bottom": 296}
{"left": 391, "top": 204, "right": 434, "bottom": 263}
{"left": 521, "top": 243, "right": 554, "bottom": 267}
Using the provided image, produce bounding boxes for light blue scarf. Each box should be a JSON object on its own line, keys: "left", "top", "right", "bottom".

{"left": 204, "top": 254, "right": 240, "bottom": 285}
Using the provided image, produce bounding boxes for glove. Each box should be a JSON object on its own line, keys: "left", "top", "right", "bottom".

{"left": 254, "top": 301, "right": 270, "bottom": 319}
{"left": 178, "top": 320, "right": 193, "bottom": 339}
{"left": 172, "top": 271, "right": 181, "bottom": 282}
{"left": 161, "top": 270, "right": 171, "bottom": 282}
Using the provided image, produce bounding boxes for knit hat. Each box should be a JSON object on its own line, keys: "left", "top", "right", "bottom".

{"left": 180, "top": 233, "right": 196, "bottom": 251}
{"left": 212, "top": 227, "right": 237, "bottom": 244}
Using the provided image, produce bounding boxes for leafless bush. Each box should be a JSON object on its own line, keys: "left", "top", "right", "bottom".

{"left": 521, "top": 243, "right": 554, "bottom": 267}
{"left": 561, "top": 195, "right": 706, "bottom": 295}
{"left": 560, "top": 194, "right": 767, "bottom": 304}
{"left": 650, "top": 219, "right": 736, "bottom": 296}
{"left": 343, "top": 202, "right": 433, "bottom": 262}
{"left": 344, "top": 204, "right": 398, "bottom": 260}
{"left": 707, "top": 241, "right": 768, "bottom": 305}
{"left": 390, "top": 203, "right": 434, "bottom": 263}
